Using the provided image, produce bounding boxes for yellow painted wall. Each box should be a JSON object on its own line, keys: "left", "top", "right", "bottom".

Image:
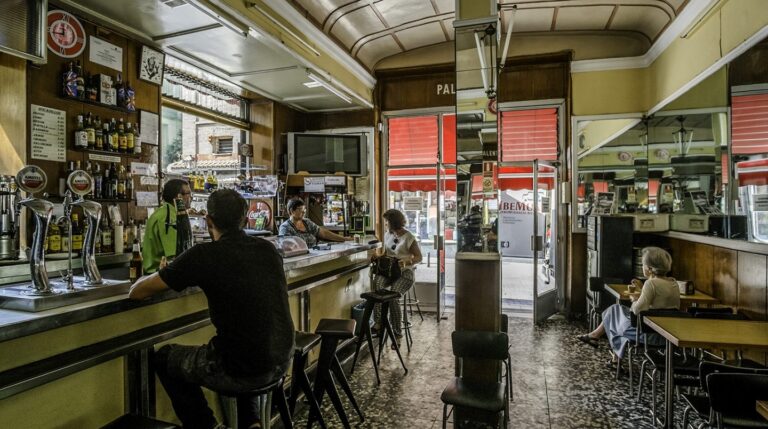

{"left": 579, "top": 118, "right": 640, "bottom": 154}
{"left": 661, "top": 67, "right": 728, "bottom": 112}
{"left": 0, "top": 53, "right": 26, "bottom": 176}
{"left": 572, "top": 68, "right": 648, "bottom": 115}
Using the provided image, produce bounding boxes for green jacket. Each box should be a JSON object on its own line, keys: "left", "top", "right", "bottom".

{"left": 142, "top": 202, "right": 178, "bottom": 274}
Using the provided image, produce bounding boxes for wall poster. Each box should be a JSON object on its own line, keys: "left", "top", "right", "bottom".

{"left": 30, "top": 104, "right": 66, "bottom": 162}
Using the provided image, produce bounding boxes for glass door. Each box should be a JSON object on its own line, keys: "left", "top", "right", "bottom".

{"left": 533, "top": 160, "right": 558, "bottom": 323}
{"left": 435, "top": 163, "right": 457, "bottom": 320}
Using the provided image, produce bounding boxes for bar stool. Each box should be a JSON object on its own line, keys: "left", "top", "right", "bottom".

{"left": 100, "top": 414, "right": 178, "bottom": 428}
{"left": 404, "top": 284, "right": 424, "bottom": 321}
{"left": 216, "top": 376, "right": 293, "bottom": 429}
{"left": 402, "top": 292, "right": 413, "bottom": 352}
{"left": 350, "top": 290, "right": 408, "bottom": 385}
{"left": 307, "top": 318, "right": 364, "bottom": 429}
{"left": 288, "top": 332, "right": 327, "bottom": 429}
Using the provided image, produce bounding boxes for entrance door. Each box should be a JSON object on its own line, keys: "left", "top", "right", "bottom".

{"left": 533, "top": 160, "right": 559, "bottom": 323}
{"left": 435, "top": 163, "right": 456, "bottom": 320}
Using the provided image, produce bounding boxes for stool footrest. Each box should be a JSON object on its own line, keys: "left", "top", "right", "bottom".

{"left": 100, "top": 414, "right": 178, "bottom": 429}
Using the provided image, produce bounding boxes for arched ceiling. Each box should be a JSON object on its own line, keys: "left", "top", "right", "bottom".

{"left": 289, "top": 0, "right": 690, "bottom": 69}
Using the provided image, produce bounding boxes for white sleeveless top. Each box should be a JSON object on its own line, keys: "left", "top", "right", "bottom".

{"left": 383, "top": 230, "right": 416, "bottom": 271}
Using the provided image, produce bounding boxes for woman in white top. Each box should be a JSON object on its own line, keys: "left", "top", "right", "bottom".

{"left": 371, "top": 209, "right": 423, "bottom": 342}
{"left": 578, "top": 247, "right": 680, "bottom": 361}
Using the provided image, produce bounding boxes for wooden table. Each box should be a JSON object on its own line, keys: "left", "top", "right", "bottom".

{"left": 758, "top": 400, "right": 768, "bottom": 422}
{"left": 604, "top": 283, "right": 720, "bottom": 307}
{"left": 644, "top": 317, "right": 768, "bottom": 428}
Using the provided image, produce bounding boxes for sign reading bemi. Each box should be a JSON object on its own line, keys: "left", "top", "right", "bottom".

{"left": 436, "top": 83, "right": 456, "bottom": 95}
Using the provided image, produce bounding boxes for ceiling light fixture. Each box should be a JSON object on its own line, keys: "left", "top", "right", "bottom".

{"left": 307, "top": 72, "right": 352, "bottom": 104}
{"left": 302, "top": 81, "right": 322, "bottom": 88}
{"left": 186, "top": 0, "right": 248, "bottom": 37}
{"left": 672, "top": 116, "right": 694, "bottom": 156}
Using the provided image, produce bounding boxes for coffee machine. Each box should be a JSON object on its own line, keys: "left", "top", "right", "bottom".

{"left": 0, "top": 175, "right": 20, "bottom": 260}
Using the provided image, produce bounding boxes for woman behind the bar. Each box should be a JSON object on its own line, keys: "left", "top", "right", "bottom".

{"left": 371, "top": 209, "right": 422, "bottom": 345}
{"left": 278, "top": 198, "right": 350, "bottom": 247}
{"left": 577, "top": 246, "right": 680, "bottom": 363}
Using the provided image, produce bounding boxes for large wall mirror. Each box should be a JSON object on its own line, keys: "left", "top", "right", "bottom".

{"left": 572, "top": 34, "right": 768, "bottom": 243}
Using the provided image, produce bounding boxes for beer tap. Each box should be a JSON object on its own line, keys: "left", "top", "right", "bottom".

{"left": 71, "top": 198, "right": 103, "bottom": 286}
{"left": 16, "top": 166, "right": 55, "bottom": 295}
{"left": 60, "top": 190, "right": 75, "bottom": 290}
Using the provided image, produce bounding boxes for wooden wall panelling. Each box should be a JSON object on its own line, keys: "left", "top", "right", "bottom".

{"left": 737, "top": 251, "right": 768, "bottom": 321}
{"left": 0, "top": 53, "right": 27, "bottom": 176}
{"left": 568, "top": 232, "right": 587, "bottom": 317}
{"left": 498, "top": 63, "right": 568, "bottom": 102}
{"left": 692, "top": 243, "right": 715, "bottom": 298}
{"left": 272, "top": 103, "right": 305, "bottom": 175}
{"left": 728, "top": 38, "right": 768, "bottom": 87}
{"left": 27, "top": 7, "right": 160, "bottom": 224}
{"left": 249, "top": 101, "right": 275, "bottom": 173}
{"left": 669, "top": 238, "right": 696, "bottom": 281}
{"left": 303, "top": 109, "right": 374, "bottom": 131}
{"left": 711, "top": 247, "right": 738, "bottom": 304}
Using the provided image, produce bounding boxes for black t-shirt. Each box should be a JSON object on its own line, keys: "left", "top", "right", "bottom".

{"left": 159, "top": 230, "right": 295, "bottom": 376}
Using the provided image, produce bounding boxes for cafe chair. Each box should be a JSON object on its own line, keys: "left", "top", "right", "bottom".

{"left": 681, "top": 362, "right": 768, "bottom": 429}
{"left": 707, "top": 373, "right": 768, "bottom": 429}
{"left": 440, "top": 330, "right": 509, "bottom": 429}
{"left": 587, "top": 277, "right": 623, "bottom": 331}
{"left": 500, "top": 314, "right": 513, "bottom": 402}
{"left": 217, "top": 376, "right": 293, "bottom": 429}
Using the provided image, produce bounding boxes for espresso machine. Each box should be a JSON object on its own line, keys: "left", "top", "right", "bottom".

{"left": 0, "top": 175, "right": 20, "bottom": 260}
{"left": 15, "top": 166, "right": 55, "bottom": 295}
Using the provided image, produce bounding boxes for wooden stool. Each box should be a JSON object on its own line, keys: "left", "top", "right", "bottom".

{"left": 288, "top": 332, "right": 327, "bottom": 429}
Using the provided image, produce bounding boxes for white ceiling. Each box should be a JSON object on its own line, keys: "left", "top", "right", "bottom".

{"left": 290, "top": 0, "right": 689, "bottom": 69}
{"left": 64, "top": 0, "right": 367, "bottom": 111}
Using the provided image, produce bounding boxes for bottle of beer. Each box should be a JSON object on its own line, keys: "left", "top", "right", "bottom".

{"left": 126, "top": 122, "right": 135, "bottom": 153}
{"left": 125, "top": 166, "right": 134, "bottom": 200}
{"left": 93, "top": 163, "right": 103, "bottom": 199}
{"left": 110, "top": 119, "right": 119, "bottom": 152}
{"left": 117, "top": 165, "right": 126, "bottom": 199}
{"left": 95, "top": 116, "right": 104, "bottom": 150}
{"left": 71, "top": 214, "right": 83, "bottom": 254}
{"left": 109, "top": 163, "right": 118, "bottom": 199}
{"left": 129, "top": 239, "right": 143, "bottom": 282}
{"left": 101, "top": 215, "right": 113, "bottom": 253}
{"left": 175, "top": 197, "right": 193, "bottom": 255}
{"left": 85, "top": 112, "right": 95, "bottom": 149}
{"left": 48, "top": 222, "right": 62, "bottom": 254}
{"left": 74, "top": 115, "right": 88, "bottom": 149}
{"left": 118, "top": 118, "right": 127, "bottom": 153}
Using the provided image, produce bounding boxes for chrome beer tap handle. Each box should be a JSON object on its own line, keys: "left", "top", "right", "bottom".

{"left": 62, "top": 191, "right": 75, "bottom": 290}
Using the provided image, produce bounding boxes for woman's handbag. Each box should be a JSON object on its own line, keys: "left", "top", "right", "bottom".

{"left": 372, "top": 255, "right": 401, "bottom": 281}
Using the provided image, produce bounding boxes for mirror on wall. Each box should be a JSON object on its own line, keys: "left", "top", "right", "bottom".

{"left": 455, "top": 22, "right": 498, "bottom": 253}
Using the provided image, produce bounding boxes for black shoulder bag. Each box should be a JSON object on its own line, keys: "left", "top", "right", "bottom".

{"left": 372, "top": 256, "right": 401, "bottom": 281}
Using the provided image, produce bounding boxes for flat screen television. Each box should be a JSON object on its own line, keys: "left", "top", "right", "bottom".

{"left": 287, "top": 133, "right": 368, "bottom": 176}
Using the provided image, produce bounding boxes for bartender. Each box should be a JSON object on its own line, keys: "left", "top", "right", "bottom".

{"left": 278, "top": 198, "right": 351, "bottom": 247}
{"left": 142, "top": 179, "right": 193, "bottom": 273}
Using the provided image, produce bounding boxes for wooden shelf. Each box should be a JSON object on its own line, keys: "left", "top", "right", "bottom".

{"left": 48, "top": 195, "right": 134, "bottom": 204}
{"left": 60, "top": 94, "right": 137, "bottom": 115}
{"left": 74, "top": 148, "right": 141, "bottom": 158}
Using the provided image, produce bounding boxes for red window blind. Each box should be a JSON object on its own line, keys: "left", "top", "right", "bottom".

{"left": 387, "top": 168, "right": 457, "bottom": 192}
{"left": 732, "top": 93, "right": 768, "bottom": 155}
{"left": 443, "top": 114, "right": 456, "bottom": 164}
{"left": 500, "top": 108, "right": 558, "bottom": 162}
{"left": 388, "top": 116, "right": 438, "bottom": 166}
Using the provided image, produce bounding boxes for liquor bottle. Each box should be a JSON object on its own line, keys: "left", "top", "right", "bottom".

{"left": 133, "top": 124, "right": 142, "bottom": 154}
{"left": 118, "top": 118, "right": 127, "bottom": 153}
{"left": 101, "top": 222, "right": 113, "bottom": 254}
{"left": 125, "top": 166, "right": 134, "bottom": 200}
{"left": 116, "top": 72, "right": 125, "bottom": 108}
{"left": 175, "top": 197, "right": 193, "bottom": 254}
{"left": 102, "top": 163, "right": 111, "bottom": 199}
{"left": 84, "top": 161, "right": 94, "bottom": 198}
{"left": 129, "top": 239, "right": 143, "bottom": 282}
{"left": 125, "top": 217, "right": 136, "bottom": 251}
{"left": 87, "top": 73, "right": 98, "bottom": 101}
{"left": 48, "top": 222, "right": 62, "bottom": 254}
{"left": 125, "top": 81, "right": 136, "bottom": 112}
{"left": 109, "top": 163, "right": 118, "bottom": 199}
{"left": 110, "top": 119, "right": 119, "bottom": 152}
{"left": 71, "top": 214, "right": 83, "bottom": 254}
{"left": 93, "top": 163, "right": 103, "bottom": 199}
{"left": 74, "top": 115, "right": 88, "bottom": 149}
{"left": 125, "top": 122, "right": 135, "bottom": 153}
{"left": 117, "top": 165, "right": 126, "bottom": 199}
{"left": 85, "top": 113, "right": 95, "bottom": 149}
{"left": 94, "top": 116, "right": 104, "bottom": 150}
{"left": 103, "top": 122, "right": 112, "bottom": 152}
{"left": 59, "top": 161, "right": 74, "bottom": 196}
{"left": 74, "top": 61, "right": 85, "bottom": 100}
{"left": 62, "top": 61, "right": 77, "bottom": 97}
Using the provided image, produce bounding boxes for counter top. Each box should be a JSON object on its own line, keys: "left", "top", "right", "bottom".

{"left": 653, "top": 231, "right": 768, "bottom": 255}
{"left": 0, "top": 241, "right": 378, "bottom": 343}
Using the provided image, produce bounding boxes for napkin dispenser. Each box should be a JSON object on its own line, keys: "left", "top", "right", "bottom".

{"left": 677, "top": 280, "right": 694, "bottom": 295}
{"left": 624, "top": 214, "right": 670, "bottom": 232}
{"left": 671, "top": 214, "right": 709, "bottom": 233}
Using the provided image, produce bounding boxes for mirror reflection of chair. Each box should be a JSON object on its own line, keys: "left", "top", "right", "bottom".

{"left": 440, "top": 330, "right": 509, "bottom": 428}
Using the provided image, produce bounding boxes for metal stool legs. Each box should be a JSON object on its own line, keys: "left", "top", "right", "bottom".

{"left": 288, "top": 349, "right": 326, "bottom": 429}
{"left": 402, "top": 294, "right": 413, "bottom": 352}
{"left": 405, "top": 286, "right": 424, "bottom": 321}
{"left": 376, "top": 300, "right": 408, "bottom": 375}
{"left": 351, "top": 300, "right": 381, "bottom": 384}
{"left": 218, "top": 378, "right": 293, "bottom": 429}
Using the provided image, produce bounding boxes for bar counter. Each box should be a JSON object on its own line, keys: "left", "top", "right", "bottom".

{"left": 0, "top": 240, "right": 379, "bottom": 428}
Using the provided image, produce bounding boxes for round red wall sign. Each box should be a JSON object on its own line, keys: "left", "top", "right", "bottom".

{"left": 47, "top": 10, "right": 86, "bottom": 58}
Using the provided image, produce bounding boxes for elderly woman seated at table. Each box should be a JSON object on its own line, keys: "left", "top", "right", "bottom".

{"left": 578, "top": 246, "right": 681, "bottom": 363}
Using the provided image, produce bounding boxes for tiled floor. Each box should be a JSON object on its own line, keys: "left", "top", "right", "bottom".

{"left": 292, "top": 312, "right": 706, "bottom": 428}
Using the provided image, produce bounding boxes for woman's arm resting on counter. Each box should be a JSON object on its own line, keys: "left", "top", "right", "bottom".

{"left": 318, "top": 228, "right": 353, "bottom": 242}
{"left": 129, "top": 273, "right": 171, "bottom": 300}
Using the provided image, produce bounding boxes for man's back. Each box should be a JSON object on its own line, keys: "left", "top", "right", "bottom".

{"left": 159, "top": 231, "right": 294, "bottom": 376}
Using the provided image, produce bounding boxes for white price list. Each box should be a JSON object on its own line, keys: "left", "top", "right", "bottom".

{"left": 30, "top": 104, "right": 66, "bottom": 162}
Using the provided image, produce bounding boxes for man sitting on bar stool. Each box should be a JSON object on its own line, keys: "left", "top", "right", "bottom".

{"left": 130, "top": 189, "right": 295, "bottom": 429}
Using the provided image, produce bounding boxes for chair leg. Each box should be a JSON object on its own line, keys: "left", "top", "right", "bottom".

{"left": 651, "top": 368, "right": 658, "bottom": 426}
{"left": 297, "top": 369, "right": 327, "bottom": 429}
{"left": 272, "top": 383, "right": 293, "bottom": 429}
{"left": 442, "top": 404, "right": 448, "bottom": 429}
{"left": 330, "top": 356, "right": 364, "bottom": 422}
{"left": 682, "top": 405, "right": 691, "bottom": 429}
{"left": 628, "top": 346, "right": 634, "bottom": 396}
{"left": 313, "top": 339, "right": 351, "bottom": 429}
{"left": 402, "top": 297, "right": 412, "bottom": 352}
{"left": 352, "top": 303, "right": 380, "bottom": 385}
{"left": 506, "top": 354, "right": 513, "bottom": 402}
{"left": 381, "top": 302, "right": 408, "bottom": 375}
{"left": 411, "top": 286, "right": 424, "bottom": 321}
{"left": 637, "top": 359, "right": 648, "bottom": 401}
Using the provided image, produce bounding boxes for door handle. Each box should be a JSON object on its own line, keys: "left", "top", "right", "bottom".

{"left": 531, "top": 235, "right": 544, "bottom": 251}
{"left": 434, "top": 235, "right": 444, "bottom": 250}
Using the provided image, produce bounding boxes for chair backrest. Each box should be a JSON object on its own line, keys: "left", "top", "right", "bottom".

{"left": 589, "top": 277, "right": 625, "bottom": 292}
{"left": 634, "top": 309, "right": 690, "bottom": 347}
{"left": 687, "top": 306, "right": 734, "bottom": 316}
{"left": 694, "top": 312, "right": 748, "bottom": 320}
{"left": 699, "top": 361, "right": 768, "bottom": 392}
{"left": 452, "top": 330, "right": 509, "bottom": 361}
{"left": 707, "top": 373, "right": 768, "bottom": 418}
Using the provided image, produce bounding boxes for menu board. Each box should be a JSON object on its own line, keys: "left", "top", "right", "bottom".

{"left": 30, "top": 104, "right": 66, "bottom": 162}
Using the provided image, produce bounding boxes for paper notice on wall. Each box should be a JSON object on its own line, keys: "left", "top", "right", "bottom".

{"left": 304, "top": 177, "right": 325, "bottom": 193}
{"left": 30, "top": 105, "right": 66, "bottom": 162}
{"left": 89, "top": 36, "right": 123, "bottom": 71}
{"left": 136, "top": 191, "right": 158, "bottom": 207}
{"left": 131, "top": 162, "right": 156, "bottom": 177}
{"left": 140, "top": 110, "right": 159, "bottom": 145}
{"left": 402, "top": 196, "right": 423, "bottom": 211}
{"left": 140, "top": 176, "right": 159, "bottom": 186}
{"left": 325, "top": 176, "right": 345, "bottom": 186}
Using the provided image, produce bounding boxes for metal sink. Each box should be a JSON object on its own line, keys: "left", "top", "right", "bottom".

{"left": 0, "top": 277, "right": 131, "bottom": 312}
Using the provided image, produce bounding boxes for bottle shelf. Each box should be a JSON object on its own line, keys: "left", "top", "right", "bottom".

{"left": 73, "top": 147, "right": 142, "bottom": 158}
{"left": 60, "top": 94, "right": 137, "bottom": 114}
{"left": 48, "top": 195, "right": 135, "bottom": 204}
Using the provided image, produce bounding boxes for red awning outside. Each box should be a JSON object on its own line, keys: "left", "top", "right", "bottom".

{"left": 732, "top": 93, "right": 768, "bottom": 155}
{"left": 500, "top": 108, "right": 558, "bottom": 162}
{"left": 387, "top": 168, "right": 457, "bottom": 192}
{"left": 736, "top": 158, "right": 768, "bottom": 186}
